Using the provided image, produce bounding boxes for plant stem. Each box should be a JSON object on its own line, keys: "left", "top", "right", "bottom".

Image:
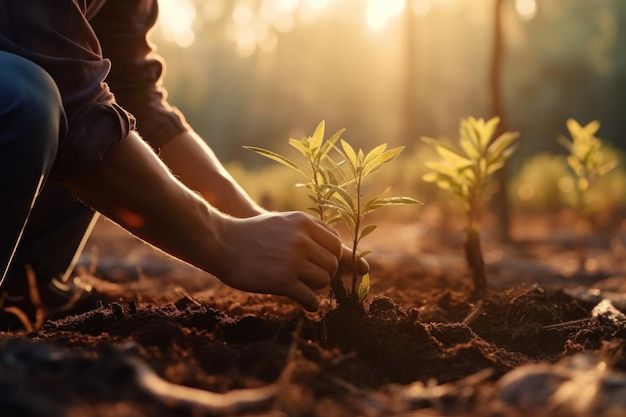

{"left": 575, "top": 195, "right": 588, "bottom": 272}
{"left": 465, "top": 222, "right": 487, "bottom": 298}
{"left": 350, "top": 174, "right": 363, "bottom": 300}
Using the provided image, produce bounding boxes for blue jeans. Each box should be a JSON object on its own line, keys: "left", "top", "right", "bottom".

{"left": 0, "top": 51, "right": 97, "bottom": 291}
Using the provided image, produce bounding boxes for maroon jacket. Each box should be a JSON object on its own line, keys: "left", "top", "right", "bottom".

{"left": 0, "top": 0, "right": 189, "bottom": 180}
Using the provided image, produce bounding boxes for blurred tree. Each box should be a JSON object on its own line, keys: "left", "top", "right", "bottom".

{"left": 151, "top": 0, "right": 626, "bottom": 172}
{"left": 490, "top": 0, "right": 511, "bottom": 241}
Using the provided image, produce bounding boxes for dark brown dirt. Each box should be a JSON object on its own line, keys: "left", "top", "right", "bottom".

{"left": 1, "top": 213, "right": 625, "bottom": 417}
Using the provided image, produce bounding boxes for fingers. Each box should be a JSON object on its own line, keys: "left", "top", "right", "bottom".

{"left": 306, "top": 244, "right": 339, "bottom": 282}
{"left": 339, "top": 244, "right": 370, "bottom": 275}
{"left": 285, "top": 280, "right": 320, "bottom": 312}
{"left": 306, "top": 218, "right": 343, "bottom": 259}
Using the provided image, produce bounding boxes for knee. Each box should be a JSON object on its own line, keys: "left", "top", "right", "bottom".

{"left": 0, "top": 52, "right": 67, "bottom": 171}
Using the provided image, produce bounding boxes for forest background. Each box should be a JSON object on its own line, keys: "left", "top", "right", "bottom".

{"left": 150, "top": 0, "right": 626, "bottom": 214}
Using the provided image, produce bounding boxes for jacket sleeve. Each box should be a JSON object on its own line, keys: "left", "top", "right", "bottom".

{"left": 89, "top": 0, "right": 190, "bottom": 151}
{"left": 0, "top": 0, "right": 135, "bottom": 181}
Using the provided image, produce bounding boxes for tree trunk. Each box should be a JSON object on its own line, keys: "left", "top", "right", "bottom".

{"left": 490, "top": 0, "right": 512, "bottom": 243}
{"left": 403, "top": 0, "right": 418, "bottom": 144}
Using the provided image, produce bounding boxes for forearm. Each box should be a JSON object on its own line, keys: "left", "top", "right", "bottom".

{"left": 62, "top": 131, "right": 359, "bottom": 312}
{"left": 63, "top": 132, "right": 230, "bottom": 276}
{"left": 159, "top": 130, "right": 264, "bottom": 218}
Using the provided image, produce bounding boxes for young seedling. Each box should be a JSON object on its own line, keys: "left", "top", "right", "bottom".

{"left": 557, "top": 118, "right": 618, "bottom": 272}
{"left": 322, "top": 139, "right": 422, "bottom": 304}
{"left": 422, "top": 116, "right": 519, "bottom": 297}
{"left": 245, "top": 121, "right": 421, "bottom": 308}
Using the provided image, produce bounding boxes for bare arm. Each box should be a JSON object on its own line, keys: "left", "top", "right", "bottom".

{"left": 157, "top": 129, "right": 369, "bottom": 277}
{"left": 159, "top": 130, "right": 264, "bottom": 218}
{"left": 63, "top": 132, "right": 341, "bottom": 311}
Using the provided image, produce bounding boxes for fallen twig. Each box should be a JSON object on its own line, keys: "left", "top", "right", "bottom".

{"left": 126, "top": 356, "right": 277, "bottom": 414}
{"left": 541, "top": 318, "right": 591, "bottom": 330}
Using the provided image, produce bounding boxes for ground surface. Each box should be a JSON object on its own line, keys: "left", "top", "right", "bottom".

{"left": 1, "top": 212, "right": 626, "bottom": 417}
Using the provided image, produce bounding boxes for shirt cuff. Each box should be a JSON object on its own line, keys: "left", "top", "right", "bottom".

{"left": 51, "top": 103, "right": 135, "bottom": 181}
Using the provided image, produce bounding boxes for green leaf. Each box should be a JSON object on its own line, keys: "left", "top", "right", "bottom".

{"left": 363, "top": 144, "right": 388, "bottom": 167}
{"left": 358, "top": 273, "right": 370, "bottom": 302}
{"left": 422, "top": 137, "right": 463, "bottom": 159}
{"left": 362, "top": 146, "right": 404, "bottom": 178}
{"left": 434, "top": 145, "right": 473, "bottom": 170}
{"left": 288, "top": 138, "right": 310, "bottom": 157}
{"left": 482, "top": 116, "right": 500, "bottom": 149}
{"left": 460, "top": 119, "right": 481, "bottom": 151}
{"left": 487, "top": 131, "right": 519, "bottom": 162}
{"left": 243, "top": 146, "right": 306, "bottom": 177}
{"left": 359, "top": 224, "right": 378, "bottom": 240}
{"left": 320, "top": 128, "right": 346, "bottom": 160}
{"left": 309, "top": 120, "right": 326, "bottom": 152}
{"left": 422, "top": 172, "right": 439, "bottom": 183}
{"left": 324, "top": 184, "right": 355, "bottom": 212}
{"left": 485, "top": 160, "right": 505, "bottom": 176}
{"left": 380, "top": 196, "right": 423, "bottom": 205}
{"left": 358, "top": 250, "right": 373, "bottom": 258}
{"left": 459, "top": 135, "right": 481, "bottom": 159}
{"left": 340, "top": 139, "right": 358, "bottom": 171}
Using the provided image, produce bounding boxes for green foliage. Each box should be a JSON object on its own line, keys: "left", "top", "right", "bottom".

{"left": 246, "top": 121, "right": 421, "bottom": 304}
{"left": 510, "top": 152, "right": 572, "bottom": 212}
{"left": 558, "top": 119, "right": 618, "bottom": 197}
{"left": 422, "top": 116, "right": 520, "bottom": 216}
{"left": 557, "top": 118, "right": 619, "bottom": 270}
{"left": 322, "top": 139, "right": 422, "bottom": 298}
{"left": 510, "top": 147, "right": 626, "bottom": 214}
{"left": 244, "top": 121, "right": 345, "bottom": 221}
{"left": 422, "top": 116, "right": 519, "bottom": 296}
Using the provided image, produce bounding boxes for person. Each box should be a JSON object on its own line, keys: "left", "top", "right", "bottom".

{"left": 0, "top": 0, "right": 366, "bottom": 329}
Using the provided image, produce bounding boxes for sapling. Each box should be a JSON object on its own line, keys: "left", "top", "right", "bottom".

{"left": 322, "top": 139, "right": 422, "bottom": 303}
{"left": 245, "top": 121, "right": 421, "bottom": 307}
{"left": 557, "top": 118, "right": 618, "bottom": 271}
{"left": 422, "top": 116, "right": 519, "bottom": 297}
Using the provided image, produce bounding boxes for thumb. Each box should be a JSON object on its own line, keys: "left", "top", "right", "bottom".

{"left": 340, "top": 244, "right": 370, "bottom": 275}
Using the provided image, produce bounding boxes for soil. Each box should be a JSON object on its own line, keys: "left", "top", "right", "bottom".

{"left": 1, "top": 211, "right": 626, "bottom": 417}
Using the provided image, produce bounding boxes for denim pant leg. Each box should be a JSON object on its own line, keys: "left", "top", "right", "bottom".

{"left": 0, "top": 51, "right": 96, "bottom": 291}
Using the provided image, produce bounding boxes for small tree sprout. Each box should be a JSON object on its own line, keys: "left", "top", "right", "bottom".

{"left": 422, "top": 116, "right": 519, "bottom": 297}
{"left": 557, "top": 118, "right": 618, "bottom": 271}
{"left": 246, "top": 121, "right": 422, "bottom": 308}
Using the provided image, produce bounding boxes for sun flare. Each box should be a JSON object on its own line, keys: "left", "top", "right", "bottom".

{"left": 158, "top": 0, "right": 197, "bottom": 48}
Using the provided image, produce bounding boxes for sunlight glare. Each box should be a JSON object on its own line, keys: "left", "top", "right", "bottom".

{"left": 306, "top": 0, "right": 331, "bottom": 12}
{"left": 233, "top": 2, "right": 255, "bottom": 27}
{"left": 515, "top": 0, "right": 538, "bottom": 20}
{"left": 235, "top": 26, "right": 258, "bottom": 58}
{"left": 438, "top": 0, "right": 458, "bottom": 8}
{"left": 411, "top": 0, "right": 432, "bottom": 17}
{"left": 272, "top": 12, "right": 296, "bottom": 32}
{"left": 274, "top": 0, "right": 299, "bottom": 13}
{"left": 298, "top": 0, "right": 331, "bottom": 24}
{"left": 158, "top": 0, "right": 196, "bottom": 48}
{"left": 365, "top": 0, "right": 405, "bottom": 32}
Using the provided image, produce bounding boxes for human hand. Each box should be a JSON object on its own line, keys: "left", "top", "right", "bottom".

{"left": 212, "top": 211, "right": 343, "bottom": 311}
{"left": 339, "top": 243, "right": 370, "bottom": 277}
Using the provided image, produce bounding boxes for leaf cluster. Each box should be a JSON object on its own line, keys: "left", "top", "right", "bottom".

{"left": 422, "top": 116, "right": 519, "bottom": 214}
{"left": 245, "top": 121, "right": 421, "bottom": 302}
{"left": 244, "top": 121, "right": 344, "bottom": 221}
{"left": 321, "top": 140, "right": 420, "bottom": 245}
{"left": 557, "top": 118, "right": 618, "bottom": 195}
